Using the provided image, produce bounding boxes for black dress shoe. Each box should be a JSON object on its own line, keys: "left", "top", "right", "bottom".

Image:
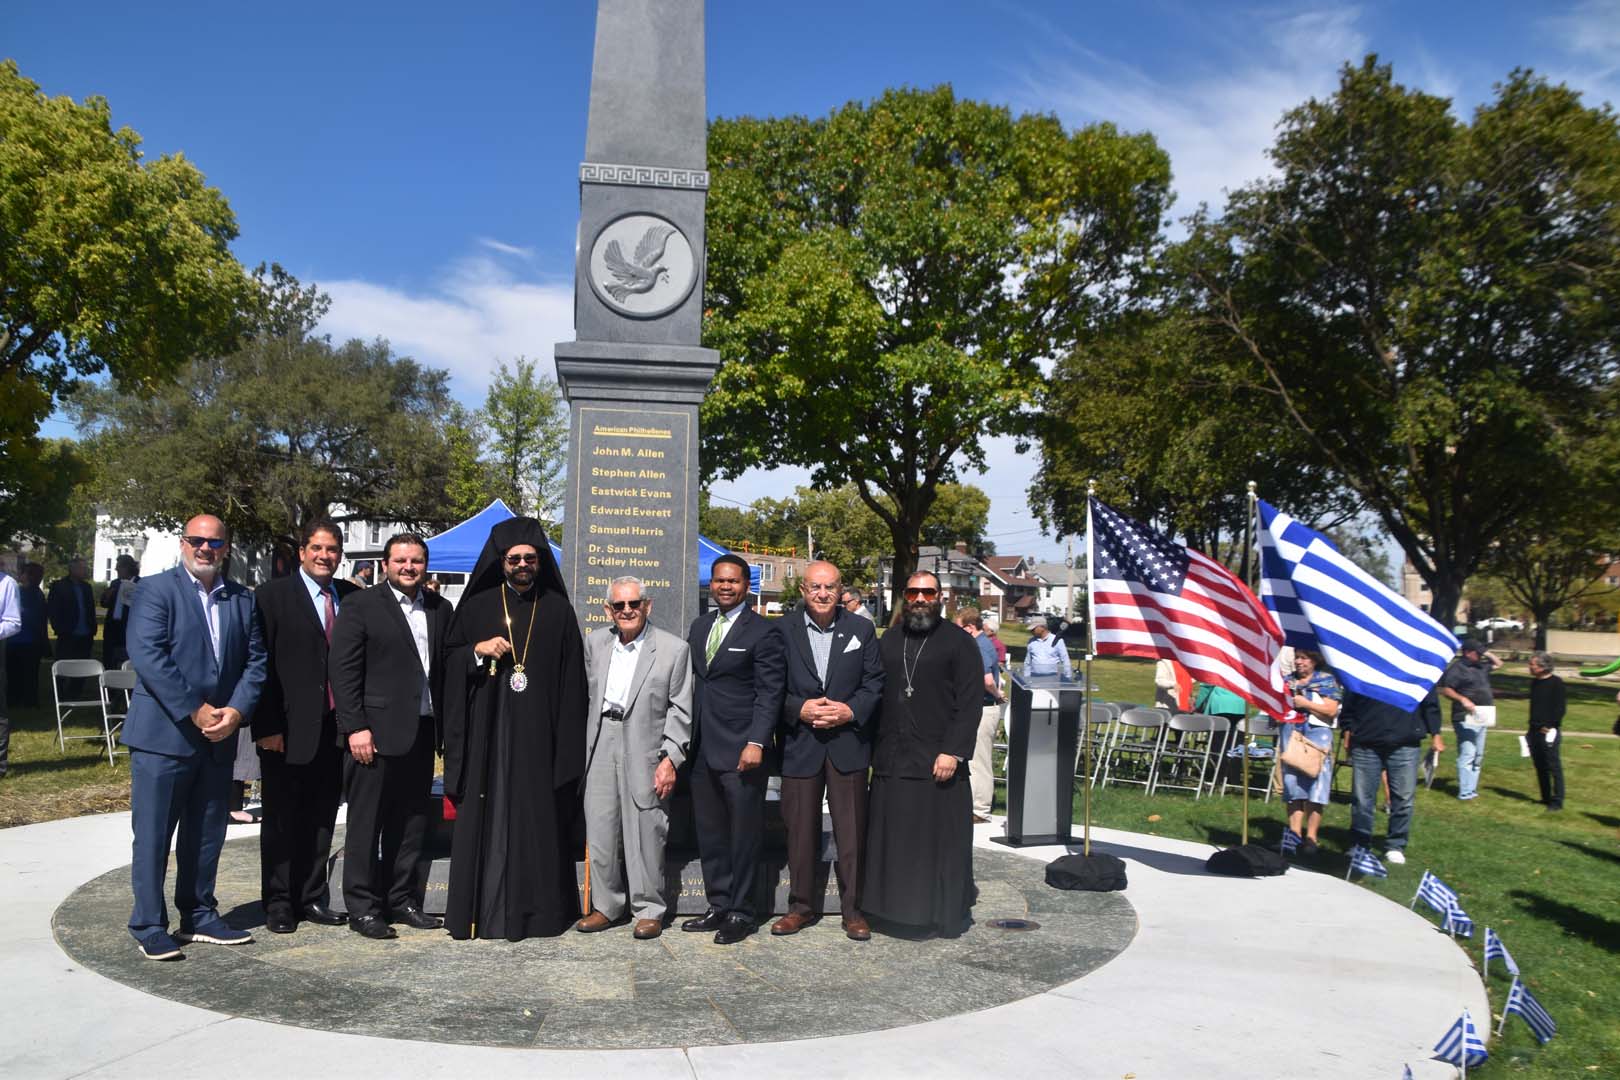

{"left": 266, "top": 908, "right": 297, "bottom": 934}
{"left": 681, "top": 909, "right": 725, "bottom": 933}
{"left": 349, "top": 914, "right": 397, "bottom": 940}
{"left": 301, "top": 903, "right": 347, "bottom": 926}
{"left": 390, "top": 905, "right": 444, "bottom": 930}
{"left": 713, "top": 915, "right": 755, "bottom": 945}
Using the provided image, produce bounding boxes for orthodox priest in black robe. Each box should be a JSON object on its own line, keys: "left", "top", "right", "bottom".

{"left": 864, "top": 571, "right": 982, "bottom": 937}
{"left": 442, "top": 517, "right": 587, "bottom": 940}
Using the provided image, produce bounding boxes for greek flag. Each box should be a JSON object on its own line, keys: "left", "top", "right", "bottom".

{"left": 1443, "top": 906, "right": 1475, "bottom": 939}
{"left": 1432, "top": 1007, "right": 1488, "bottom": 1068}
{"left": 1346, "top": 845, "right": 1388, "bottom": 879}
{"left": 1484, "top": 926, "right": 1520, "bottom": 977}
{"left": 1414, "top": 870, "right": 1459, "bottom": 917}
{"left": 1279, "top": 829, "right": 1300, "bottom": 855}
{"left": 1402, "top": 1067, "right": 1414, "bottom": 1080}
{"left": 1257, "top": 501, "right": 1458, "bottom": 710}
{"left": 1502, "top": 978, "right": 1557, "bottom": 1044}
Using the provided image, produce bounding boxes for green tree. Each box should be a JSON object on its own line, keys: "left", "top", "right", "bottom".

{"left": 702, "top": 85, "right": 1171, "bottom": 608}
{"left": 73, "top": 269, "right": 455, "bottom": 546}
{"left": 444, "top": 403, "right": 504, "bottom": 521}
{"left": 481, "top": 357, "right": 567, "bottom": 521}
{"left": 1176, "top": 59, "right": 1620, "bottom": 625}
{"left": 0, "top": 436, "right": 89, "bottom": 553}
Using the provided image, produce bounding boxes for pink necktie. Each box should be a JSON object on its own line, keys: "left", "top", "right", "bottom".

{"left": 323, "top": 588, "right": 336, "bottom": 711}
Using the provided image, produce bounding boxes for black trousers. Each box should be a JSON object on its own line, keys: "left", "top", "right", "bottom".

{"left": 691, "top": 755, "right": 767, "bottom": 921}
{"left": 260, "top": 726, "right": 345, "bottom": 914}
{"left": 780, "top": 759, "right": 868, "bottom": 919}
{"left": 342, "top": 717, "right": 434, "bottom": 918}
{"left": 6, "top": 643, "right": 42, "bottom": 708}
{"left": 1529, "top": 728, "right": 1565, "bottom": 808}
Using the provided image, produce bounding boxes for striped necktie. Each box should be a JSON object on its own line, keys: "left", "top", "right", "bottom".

{"left": 705, "top": 613, "right": 725, "bottom": 663}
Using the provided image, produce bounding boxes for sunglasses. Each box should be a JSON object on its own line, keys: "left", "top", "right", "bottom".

{"left": 903, "top": 587, "right": 939, "bottom": 599}
{"left": 608, "top": 599, "right": 645, "bottom": 612}
{"left": 504, "top": 554, "right": 540, "bottom": 565}
{"left": 182, "top": 536, "right": 227, "bottom": 550}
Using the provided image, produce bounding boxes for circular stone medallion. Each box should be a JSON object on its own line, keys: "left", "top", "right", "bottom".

{"left": 587, "top": 212, "right": 697, "bottom": 319}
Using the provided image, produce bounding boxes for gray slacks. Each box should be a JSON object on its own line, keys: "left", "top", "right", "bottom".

{"left": 583, "top": 718, "right": 669, "bottom": 921}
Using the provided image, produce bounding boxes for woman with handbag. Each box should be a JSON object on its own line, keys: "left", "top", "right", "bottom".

{"left": 1280, "top": 650, "right": 1342, "bottom": 858}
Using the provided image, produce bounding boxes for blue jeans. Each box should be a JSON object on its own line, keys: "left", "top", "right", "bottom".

{"left": 1453, "top": 720, "right": 1486, "bottom": 797}
{"left": 1350, "top": 743, "right": 1419, "bottom": 850}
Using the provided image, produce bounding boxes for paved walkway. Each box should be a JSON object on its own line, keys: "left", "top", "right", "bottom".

{"left": 2, "top": 812, "right": 1484, "bottom": 1079}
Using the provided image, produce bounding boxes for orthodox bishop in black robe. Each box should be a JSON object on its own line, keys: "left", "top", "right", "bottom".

{"left": 863, "top": 579, "right": 982, "bottom": 936}
{"left": 442, "top": 518, "right": 587, "bottom": 940}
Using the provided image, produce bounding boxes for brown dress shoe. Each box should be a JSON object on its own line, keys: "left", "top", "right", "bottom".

{"left": 771, "top": 911, "right": 811, "bottom": 936}
{"left": 575, "top": 910, "right": 616, "bottom": 933}
{"left": 633, "top": 918, "right": 662, "bottom": 939}
{"left": 843, "top": 914, "right": 872, "bottom": 941}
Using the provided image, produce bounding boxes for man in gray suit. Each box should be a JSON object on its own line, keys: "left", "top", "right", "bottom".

{"left": 576, "top": 575, "right": 694, "bottom": 940}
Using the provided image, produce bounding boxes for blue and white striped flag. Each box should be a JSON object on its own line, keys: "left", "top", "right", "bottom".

{"left": 1432, "top": 1007, "right": 1488, "bottom": 1068}
{"left": 1414, "top": 870, "right": 1459, "bottom": 917}
{"left": 1484, "top": 926, "right": 1520, "bottom": 977}
{"left": 1402, "top": 1066, "right": 1414, "bottom": 1080}
{"left": 1443, "top": 905, "right": 1475, "bottom": 939}
{"left": 1279, "top": 829, "right": 1301, "bottom": 855}
{"left": 1346, "top": 845, "right": 1388, "bottom": 879}
{"left": 1257, "top": 501, "right": 1458, "bottom": 710}
{"left": 1502, "top": 977, "right": 1557, "bottom": 1044}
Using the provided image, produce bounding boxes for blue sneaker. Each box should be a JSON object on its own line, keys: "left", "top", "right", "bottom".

{"left": 137, "top": 930, "right": 185, "bottom": 961}
{"left": 177, "top": 915, "right": 253, "bottom": 946}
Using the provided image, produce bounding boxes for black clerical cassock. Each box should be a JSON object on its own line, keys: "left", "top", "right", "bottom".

{"left": 863, "top": 617, "right": 982, "bottom": 935}
{"left": 441, "top": 518, "right": 588, "bottom": 941}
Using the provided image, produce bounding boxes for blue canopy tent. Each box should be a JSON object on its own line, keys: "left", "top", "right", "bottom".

{"left": 426, "top": 498, "right": 761, "bottom": 591}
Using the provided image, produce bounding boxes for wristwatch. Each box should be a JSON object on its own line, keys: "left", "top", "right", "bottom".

{"left": 655, "top": 748, "right": 670, "bottom": 763}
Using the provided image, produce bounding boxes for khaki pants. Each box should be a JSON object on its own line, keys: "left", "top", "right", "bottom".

{"left": 970, "top": 702, "right": 1003, "bottom": 818}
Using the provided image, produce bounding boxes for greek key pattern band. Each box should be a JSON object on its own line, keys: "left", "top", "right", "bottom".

{"left": 580, "top": 162, "right": 710, "bottom": 190}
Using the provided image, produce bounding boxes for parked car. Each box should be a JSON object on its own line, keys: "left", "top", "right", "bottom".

{"left": 1473, "top": 617, "right": 1524, "bottom": 631}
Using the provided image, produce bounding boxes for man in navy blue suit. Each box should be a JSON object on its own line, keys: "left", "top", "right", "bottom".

{"left": 681, "top": 554, "right": 785, "bottom": 945}
{"left": 123, "top": 514, "right": 266, "bottom": 960}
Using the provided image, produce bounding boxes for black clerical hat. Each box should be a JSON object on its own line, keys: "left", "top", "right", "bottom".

{"left": 463, "top": 516, "right": 568, "bottom": 602}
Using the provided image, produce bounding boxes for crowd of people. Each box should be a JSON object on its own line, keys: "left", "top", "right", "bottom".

{"left": 19, "top": 513, "right": 986, "bottom": 961}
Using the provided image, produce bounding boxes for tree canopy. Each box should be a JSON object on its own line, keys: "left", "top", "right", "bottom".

{"left": 481, "top": 357, "right": 568, "bottom": 520}
{"left": 1173, "top": 59, "right": 1620, "bottom": 624}
{"left": 72, "top": 267, "right": 455, "bottom": 547}
{"left": 702, "top": 85, "right": 1170, "bottom": 605}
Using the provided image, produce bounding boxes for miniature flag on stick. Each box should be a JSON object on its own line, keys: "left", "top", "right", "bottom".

{"left": 1442, "top": 905, "right": 1475, "bottom": 939}
{"left": 1346, "top": 845, "right": 1388, "bottom": 880}
{"left": 1500, "top": 978, "right": 1558, "bottom": 1044}
{"left": 1414, "top": 870, "right": 1459, "bottom": 917}
{"left": 1279, "top": 829, "right": 1300, "bottom": 855}
{"left": 1432, "top": 1007, "right": 1488, "bottom": 1073}
{"left": 1483, "top": 926, "right": 1519, "bottom": 977}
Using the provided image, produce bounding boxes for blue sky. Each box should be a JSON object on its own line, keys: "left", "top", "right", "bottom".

{"left": 9, "top": 0, "right": 1618, "bottom": 559}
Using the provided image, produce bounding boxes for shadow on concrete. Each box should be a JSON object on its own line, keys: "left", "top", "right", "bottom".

{"left": 1069, "top": 839, "right": 1209, "bottom": 877}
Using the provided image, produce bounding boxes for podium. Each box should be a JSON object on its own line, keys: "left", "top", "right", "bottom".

{"left": 993, "top": 670, "right": 1084, "bottom": 847}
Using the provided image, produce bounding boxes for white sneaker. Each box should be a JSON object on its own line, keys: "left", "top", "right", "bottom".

{"left": 1383, "top": 849, "right": 1406, "bottom": 866}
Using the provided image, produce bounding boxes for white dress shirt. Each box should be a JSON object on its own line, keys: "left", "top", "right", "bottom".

{"left": 390, "top": 584, "right": 433, "bottom": 715}
{"left": 182, "top": 566, "right": 226, "bottom": 662}
{"left": 602, "top": 628, "right": 645, "bottom": 712}
{"left": 0, "top": 573, "right": 20, "bottom": 642}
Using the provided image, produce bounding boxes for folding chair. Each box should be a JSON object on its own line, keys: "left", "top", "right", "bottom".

{"left": 99, "top": 668, "right": 136, "bottom": 765}
{"left": 1100, "top": 707, "right": 1169, "bottom": 790}
{"left": 1220, "top": 714, "right": 1280, "bottom": 800}
{"left": 52, "top": 659, "right": 106, "bottom": 752}
{"left": 1151, "top": 713, "right": 1227, "bottom": 799}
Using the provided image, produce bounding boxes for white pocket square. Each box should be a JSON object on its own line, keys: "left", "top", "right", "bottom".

{"left": 842, "top": 637, "right": 862, "bottom": 653}
{"left": 727, "top": 646, "right": 747, "bottom": 652}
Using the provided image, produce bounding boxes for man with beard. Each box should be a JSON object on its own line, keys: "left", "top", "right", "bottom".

{"left": 864, "top": 571, "right": 981, "bottom": 937}
{"left": 251, "top": 520, "right": 358, "bottom": 932}
{"left": 441, "top": 518, "right": 587, "bottom": 941}
{"left": 331, "top": 533, "right": 450, "bottom": 939}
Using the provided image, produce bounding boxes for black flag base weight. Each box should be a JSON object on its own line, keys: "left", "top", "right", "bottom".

{"left": 1045, "top": 852, "right": 1128, "bottom": 892}
{"left": 1205, "top": 844, "right": 1289, "bottom": 877}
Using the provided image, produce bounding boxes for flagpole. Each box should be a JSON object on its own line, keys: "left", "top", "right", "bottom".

{"left": 1083, "top": 480, "right": 1096, "bottom": 858}
{"left": 1240, "top": 481, "right": 1257, "bottom": 846}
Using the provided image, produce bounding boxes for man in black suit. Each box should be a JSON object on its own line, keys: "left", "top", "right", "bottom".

{"left": 330, "top": 532, "right": 449, "bottom": 939}
{"left": 682, "top": 554, "right": 785, "bottom": 945}
{"left": 252, "top": 520, "right": 359, "bottom": 933}
{"left": 47, "top": 557, "right": 96, "bottom": 696}
{"left": 100, "top": 554, "right": 140, "bottom": 669}
{"left": 772, "top": 560, "right": 884, "bottom": 941}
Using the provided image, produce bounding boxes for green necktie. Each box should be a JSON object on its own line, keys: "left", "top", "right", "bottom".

{"left": 705, "top": 613, "right": 726, "bottom": 662}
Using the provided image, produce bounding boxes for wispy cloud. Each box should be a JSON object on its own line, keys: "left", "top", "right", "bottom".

{"left": 1537, "top": 0, "right": 1620, "bottom": 107}
{"left": 477, "top": 236, "right": 537, "bottom": 259}
{"left": 1002, "top": 4, "right": 1369, "bottom": 220}
{"left": 318, "top": 251, "right": 575, "bottom": 402}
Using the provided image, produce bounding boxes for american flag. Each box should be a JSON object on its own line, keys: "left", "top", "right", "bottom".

{"left": 1087, "top": 497, "right": 1291, "bottom": 719}
{"left": 1484, "top": 926, "right": 1519, "bottom": 977}
{"left": 1501, "top": 977, "right": 1557, "bottom": 1044}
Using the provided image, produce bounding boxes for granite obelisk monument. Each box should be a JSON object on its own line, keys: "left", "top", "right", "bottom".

{"left": 556, "top": 0, "right": 718, "bottom": 637}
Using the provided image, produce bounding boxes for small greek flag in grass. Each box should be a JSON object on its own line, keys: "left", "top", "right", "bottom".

{"left": 1483, "top": 926, "right": 1519, "bottom": 977}
{"left": 1443, "top": 905, "right": 1475, "bottom": 939}
{"left": 1346, "top": 845, "right": 1388, "bottom": 880}
{"left": 1501, "top": 977, "right": 1558, "bottom": 1044}
{"left": 1432, "top": 1007, "right": 1488, "bottom": 1069}
{"left": 1279, "top": 829, "right": 1300, "bottom": 855}
{"left": 1414, "top": 870, "right": 1459, "bottom": 918}
{"left": 1402, "top": 1066, "right": 1414, "bottom": 1080}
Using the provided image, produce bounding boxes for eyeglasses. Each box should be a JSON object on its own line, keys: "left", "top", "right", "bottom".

{"left": 803, "top": 583, "right": 841, "bottom": 594}
{"left": 182, "top": 536, "right": 226, "bottom": 550}
{"left": 504, "top": 554, "right": 540, "bottom": 565}
{"left": 903, "top": 587, "right": 939, "bottom": 599}
{"left": 608, "top": 599, "right": 645, "bottom": 612}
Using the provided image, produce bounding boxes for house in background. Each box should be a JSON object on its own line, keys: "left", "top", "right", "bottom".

{"left": 977, "top": 554, "right": 1044, "bottom": 625}
{"left": 1030, "top": 559, "right": 1084, "bottom": 619}
{"left": 878, "top": 542, "right": 982, "bottom": 617}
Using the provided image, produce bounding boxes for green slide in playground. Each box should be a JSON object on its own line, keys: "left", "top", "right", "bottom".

{"left": 1578, "top": 656, "right": 1620, "bottom": 677}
